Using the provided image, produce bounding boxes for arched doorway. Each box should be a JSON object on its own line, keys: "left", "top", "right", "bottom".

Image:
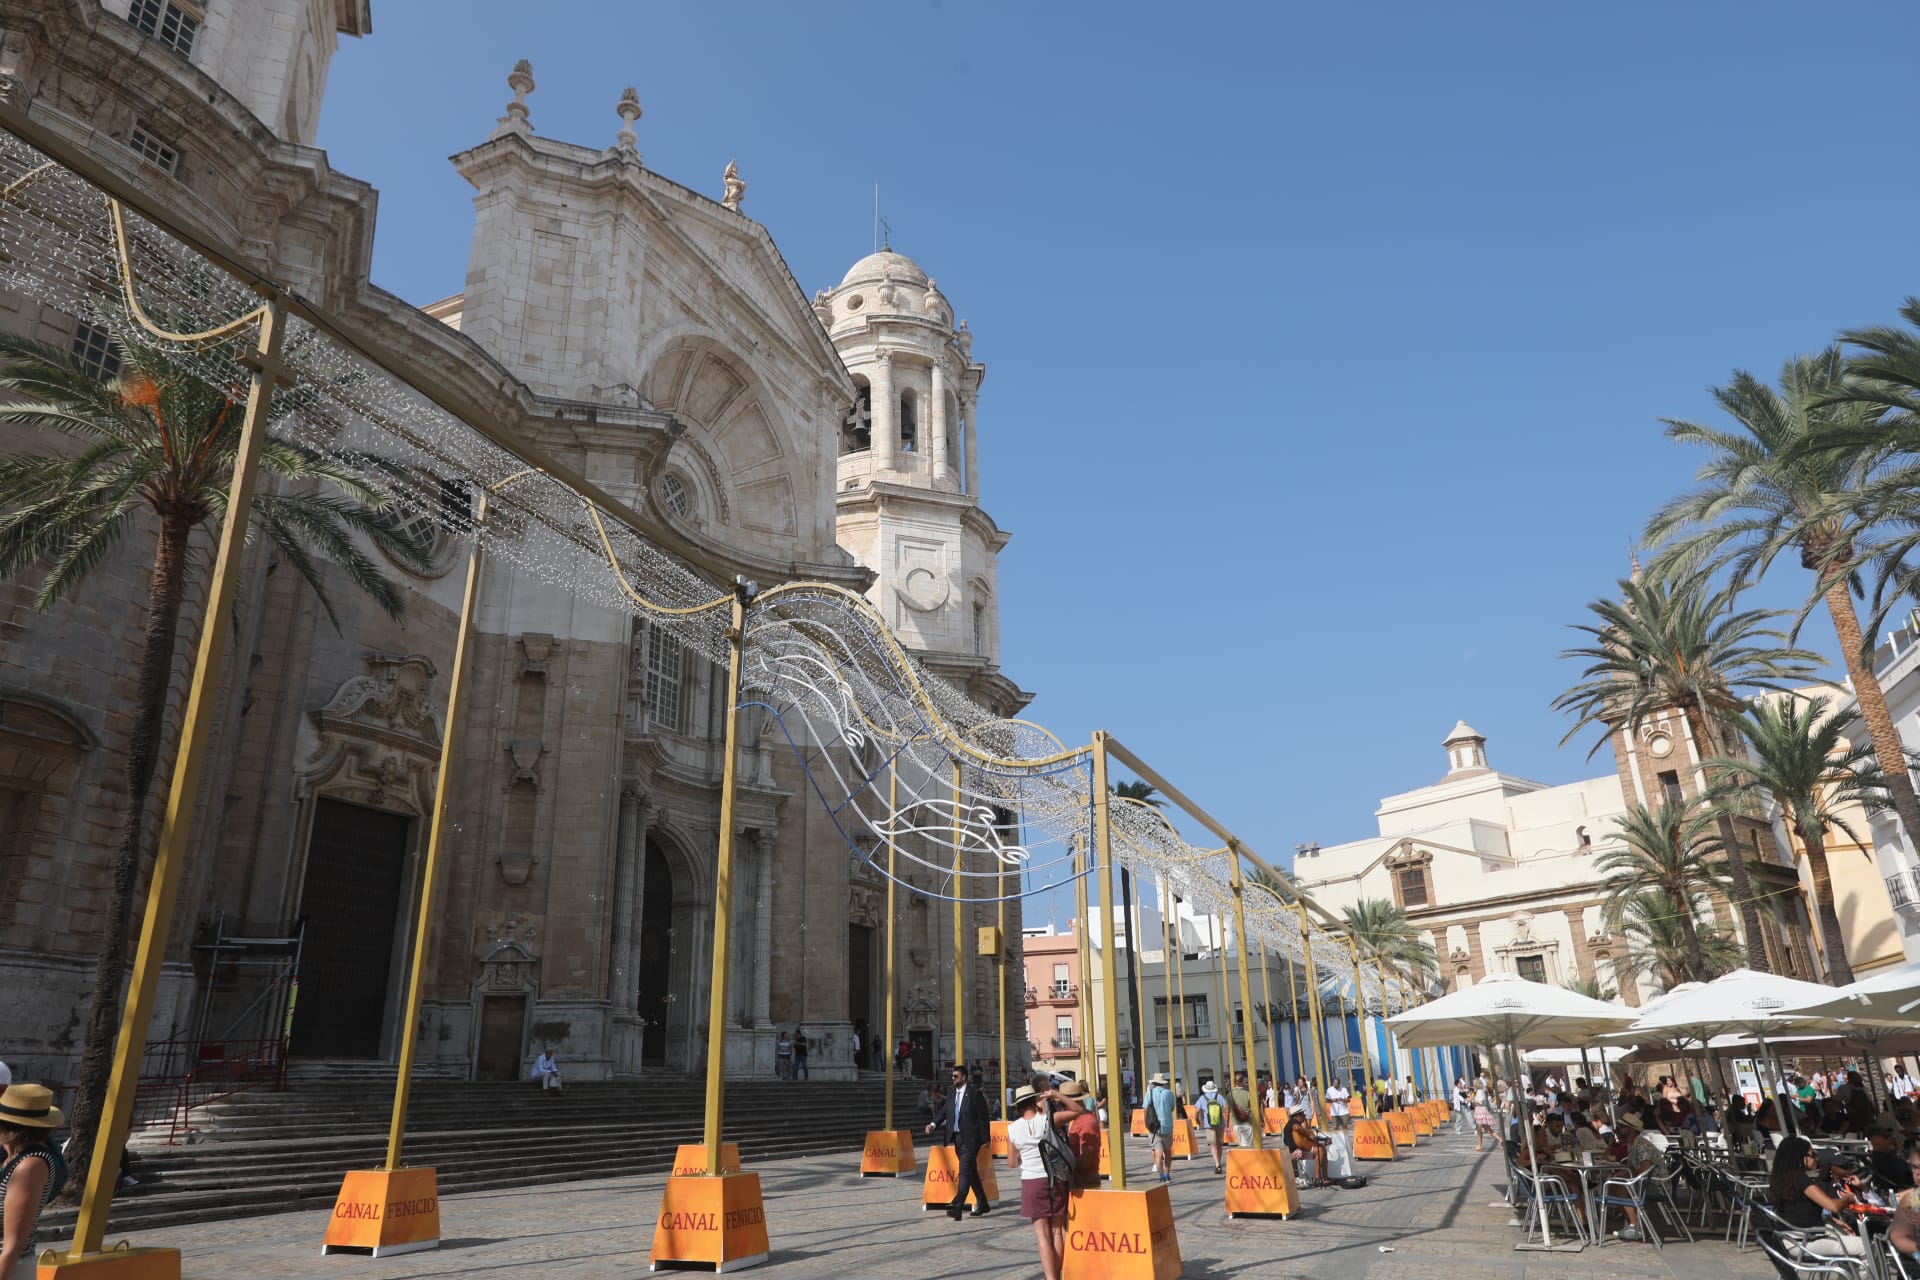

{"left": 639, "top": 837, "right": 676, "bottom": 1066}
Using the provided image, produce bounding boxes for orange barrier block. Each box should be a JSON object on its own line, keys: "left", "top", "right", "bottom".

{"left": 1170, "top": 1118, "right": 1196, "bottom": 1160}
{"left": 320, "top": 1166, "right": 440, "bottom": 1257}
{"left": 648, "top": 1171, "right": 768, "bottom": 1273}
{"left": 990, "top": 1119, "right": 1011, "bottom": 1160}
{"left": 859, "top": 1129, "right": 917, "bottom": 1177}
{"left": 1184, "top": 1105, "right": 1201, "bottom": 1128}
{"left": 1130, "top": 1108, "right": 1148, "bottom": 1137}
{"left": 1385, "top": 1111, "right": 1416, "bottom": 1148}
{"left": 1224, "top": 1147, "right": 1300, "bottom": 1219}
{"left": 1351, "top": 1118, "right": 1396, "bottom": 1161}
{"left": 37, "top": 1249, "right": 181, "bottom": 1280}
{"left": 1409, "top": 1109, "right": 1434, "bottom": 1138}
{"left": 920, "top": 1144, "right": 1000, "bottom": 1210}
{"left": 1096, "top": 1127, "right": 1112, "bottom": 1179}
{"left": 1061, "top": 1185, "right": 1181, "bottom": 1280}
{"left": 671, "top": 1143, "right": 743, "bottom": 1177}
{"left": 1262, "top": 1107, "right": 1286, "bottom": 1136}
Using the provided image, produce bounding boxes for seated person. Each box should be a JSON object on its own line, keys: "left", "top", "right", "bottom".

{"left": 1607, "top": 1113, "right": 1666, "bottom": 1243}
{"left": 1539, "top": 1112, "right": 1575, "bottom": 1158}
{"left": 1890, "top": 1142, "right": 1920, "bottom": 1265}
{"left": 1286, "top": 1109, "right": 1329, "bottom": 1185}
{"left": 1568, "top": 1114, "right": 1607, "bottom": 1156}
{"left": 1769, "top": 1137, "right": 1867, "bottom": 1259}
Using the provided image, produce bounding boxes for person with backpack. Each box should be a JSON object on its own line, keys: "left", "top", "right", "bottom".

{"left": 1055, "top": 1079, "right": 1101, "bottom": 1188}
{"left": 1144, "top": 1072, "right": 1177, "bottom": 1183}
{"left": 0, "top": 1083, "right": 64, "bottom": 1280}
{"left": 1229, "top": 1071, "right": 1255, "bottom": 1150}
{"left": 1197, "top": 1079, "right": 1228, "bottom": 1174}
{"left": 1006, "top": 1085, "right": 1067, "bottom": 1280}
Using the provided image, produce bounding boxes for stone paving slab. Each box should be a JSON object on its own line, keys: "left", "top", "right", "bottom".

{"left": 45, "top": 1129, "right": 1771, "bottom": 1278}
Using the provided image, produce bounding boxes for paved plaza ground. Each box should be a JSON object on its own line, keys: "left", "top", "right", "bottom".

{"left": 70, "top": 1128, "right": 1772, "bottom": 1278}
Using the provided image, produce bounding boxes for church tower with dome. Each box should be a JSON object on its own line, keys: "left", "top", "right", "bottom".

{"left": 816, "top": 250, "right": 1030, "bottom": 718}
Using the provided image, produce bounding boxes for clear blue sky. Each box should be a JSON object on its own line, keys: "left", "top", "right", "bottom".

{"left": 317, "top": 1, "right": 1919, "bottom": 892}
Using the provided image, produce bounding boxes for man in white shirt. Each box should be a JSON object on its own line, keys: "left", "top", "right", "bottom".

{"left": 1451, "top": 1078, "right": 1471, "bottom": 1135}
{"left": 1325, "top": 1079, "right": 1351, "bottom": 1131}
{"left": 1889, "top": 1067, "right": 1918, "bottom": 1102}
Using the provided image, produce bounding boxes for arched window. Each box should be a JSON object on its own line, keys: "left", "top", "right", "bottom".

{"left": 899, "top": 389, "right": 918, "bottom": 453}
{"left": 841, "top": 379, "right": 872, "bottom": 455}
{"left": 660, "top": 473, "right": 692, "bottom": 519}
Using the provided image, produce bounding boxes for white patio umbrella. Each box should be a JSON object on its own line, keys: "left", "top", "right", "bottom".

{"left": 1778, "top": 962, "right": 1920, "bottom": 1099}
{"left": 1389, "top": 972, "right": 1636, "bottom": 1250}
{"left": 1624, "top": 968, "right": 1846, "bottom": 1135}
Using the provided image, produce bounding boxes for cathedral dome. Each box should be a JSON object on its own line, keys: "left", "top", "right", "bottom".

{"left": 839, "top": 250, "right": 929, "bottom": 289}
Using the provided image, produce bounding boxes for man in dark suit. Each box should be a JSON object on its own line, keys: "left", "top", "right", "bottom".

{"left": 925, "top": 1061, "right": 991, "bottom": 1219}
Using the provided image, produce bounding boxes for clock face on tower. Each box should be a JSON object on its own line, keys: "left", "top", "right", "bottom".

{"left": 1646, "top": 731, "right": 1672, "bottom": 759}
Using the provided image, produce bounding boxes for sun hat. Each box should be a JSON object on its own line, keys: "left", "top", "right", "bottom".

{"left": 1011, "top": 1085, "right": 1039, "bottom": 1109}
{"left": 1150, "top": 1072, "right": 1170, "bottom": 1086}
{"left": 1200, "top": 1079, "right": 1216, "bottom": 1092}
{"left": 1058, "top": 1079, "right": 1090, "bottom": 1099}
{"left": 1616, "top": 1112, "right": 1645, "bottom": 1131}
{"left": 0, "top": 1084, "right": 63, "bottom": 1129}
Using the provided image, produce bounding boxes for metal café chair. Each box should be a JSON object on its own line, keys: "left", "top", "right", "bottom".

{"left": 1512, "top": 1164, "right": 1588, "bottom": 1247}
{"left": 1756, "top": 1228, "right": 1872, "bottom": 1280}
{"left": 1597, "top": 1164, "right": 1693, "bottom": 1248}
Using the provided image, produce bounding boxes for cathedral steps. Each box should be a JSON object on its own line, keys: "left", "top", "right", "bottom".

{"left": 44, "top": 1077, "right": 910, "bottom": 1238}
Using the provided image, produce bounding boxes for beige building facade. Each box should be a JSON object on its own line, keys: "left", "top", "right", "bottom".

{"left": 0, "top": 2, "right": 1026, "bottom": 1088}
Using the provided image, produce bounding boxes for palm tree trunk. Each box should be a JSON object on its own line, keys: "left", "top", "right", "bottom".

{"left": 1675, "top": 895, "right": 1708, "bottom": 984}
{"left": 1686, "top": 705, "right": 1772, "bottom": 973}
{"left": 63, "top": 512, "right": 194, "bottom": 1200}
{"left": 1823, "top": 578, "right": 1920, "bottom": 856}
{"left": 1801, "top": 830, "right": 1856, "bottom": 986}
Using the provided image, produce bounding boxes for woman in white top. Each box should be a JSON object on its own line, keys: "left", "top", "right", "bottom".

{"left": 531, "top": 1049, "right": 561, "bottom": 1092}
{"left": 1325, "top": 1080, "right": 1351, "bottom": 1131}
{"left": 1006, "top": 1085, "right": 1065, "bottom": 1280}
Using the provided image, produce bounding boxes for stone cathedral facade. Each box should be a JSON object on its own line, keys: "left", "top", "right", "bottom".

{"left": 0, "top": 2, "right": 1028, "bottom": 1085}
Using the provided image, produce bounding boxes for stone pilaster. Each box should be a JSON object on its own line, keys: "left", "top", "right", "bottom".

{"left": 962, "top": 392, "right": 979, "bottom": 496}
{"left": 930, "top": 361, "right": 950, "bottom": 485}
{"left": 871, "top": 350, "right": 896, "bottom": 471}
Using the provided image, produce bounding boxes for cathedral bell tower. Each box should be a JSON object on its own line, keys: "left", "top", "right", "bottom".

{"left": 817, "top": 250, "right": 1028, "bottom": 717}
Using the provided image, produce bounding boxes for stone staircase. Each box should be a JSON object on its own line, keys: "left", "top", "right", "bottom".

{"left": 43, "top": 1075, "right": 901, "bottom": 1238}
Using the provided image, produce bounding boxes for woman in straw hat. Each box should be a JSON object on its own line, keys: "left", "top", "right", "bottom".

{"left": 1005, "top": 1085, "right": 1066, "bottom": 1280}
{"left": 0, "top": 1083, "right": 63, "bottom": 1278}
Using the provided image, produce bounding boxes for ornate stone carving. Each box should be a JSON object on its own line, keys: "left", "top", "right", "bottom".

{"left": 495, "top": 59, "right": 536, "bottom": 138}
{"left": 849, "top": 884, "right": 881, "bottom": 929}
{"left": 519, "top": 633, "right": 554, "bottom": 679}
{"left": 873, "top": 348, "right": 894, "bottom": 369}
{"left": 721, "top": 159, "right": 746, "bottom": 212}
{"left": 507, "top": 738, "right": 544, "bottom": 790}
{"left": 615, "top": 86, "right": 642, "bottom": 153}
{"left": 0, "top": 26, "right": 36, "bottom": 105}
{"left": 479, "top": 920, "right": 539, "bottom": 991}
{"left": 302, "top": 654, "right": 443, "bottom": 814}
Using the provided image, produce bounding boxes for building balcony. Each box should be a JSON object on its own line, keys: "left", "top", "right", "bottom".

{"left": 1051, "top": 1034, "right": 1078, "bottom": 1050}
{"left": 1886, "top": 867, "right": 1920, "bottom": 916}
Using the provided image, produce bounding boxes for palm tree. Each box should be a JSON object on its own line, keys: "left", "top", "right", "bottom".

{"left": 1554, "top": 570, "right": 1824, "bottom": 971}
{"left": 1594, "top": 797, "right": 1728, "bottom": 984}
{"left": 0, "top": 327, "right": 434, "bottom": 1193}
{"left": 1616, "top": 890, "right": 1743, "bottom": 990}
{"left": 1709, "top": 695, "right": 1885, "bottom": 985}
{"left": 1642, "top": 349, "right": 1920, "bottom": 860}
{"left": 1339, "top": 897, "right": 1437, "bottom": 984}
{"left": 1566, "top": 976, "right": 1618, "bottom": 1002}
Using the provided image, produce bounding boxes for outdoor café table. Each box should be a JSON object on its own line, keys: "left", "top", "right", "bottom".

{"left": 1563, "top": 1158, "right": 1627, "bottom": 1243}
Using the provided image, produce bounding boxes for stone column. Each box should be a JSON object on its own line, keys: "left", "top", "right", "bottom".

{"left": 1462, "top": 921, "right": 1486, "bottom": 983}
{"left": 961, "top": 392, "right": 979, "bottom": 496}
{"left": 870, "top": 351, "right": 896, "bottom": 471}
{"left": 609, "top": 787, "right": 642, "bottom": 1074}
{"left": 930, "top": 361, "right": 950, "bottom": 486}
{"left": 752, "top": 829, "right": 773, "bottom": 1028}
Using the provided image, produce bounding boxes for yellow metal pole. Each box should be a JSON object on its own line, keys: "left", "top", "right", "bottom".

{"left": 952, "top": 759, "right": 965, "bottom": 1072}
{"left": 1128, "top": 874, "right": 1149, "bottom": 1097}
{"left": 70, "top": 303, "right": 289, "bottom": 1258}
{"left": 1285, "top": 945, "right": 1302, "bottom": 1085}
{"left": 1297, "top": 905, "right": 1330, "bottom": 1122}
{"left": 384, "top": 487, "right": 490, "bottom": 1170}
{"left": 1089, "top": 733, "right": 1127, "bottom": 1190}
{"left": 1170, "top": 879, "right": 1190, "bottom": 1100}
{"left": 1212, "top": 912, "right": 1234, "bottom": 1098}
{"left": 1074, "top": 838, "right": 1092, "bottom": 1079}
{"left": 1259, "top": 944, "right": 1280, "bottom": 1114}
{"left": 997, "top": 861, "right": 1007, "bottom": 1117}
{"left": 884, "top": 767, "right": 898, "bottom": 1132}
{"left": 699, "top": 585, "right": 749, "bottom": 1176}
{"left": 1348, "top": 936, "right": 1378, "bottom": 1121}
{"left": 1226, "top": 848, "right": 1262, "bottom": 1151}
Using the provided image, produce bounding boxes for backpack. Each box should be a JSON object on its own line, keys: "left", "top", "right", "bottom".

{"left": 1230, "top": 1092, "right": 1249, "bottom": 1123}
{"left": 1144, "top": 1089, "right": 1163, "bottom": 1134}
{"left": 1035, "top": 1110, "right": 1076, "bottom": 1185}
{"left": 1204, "top": 1096, "right": 1225, "bottom": 1128}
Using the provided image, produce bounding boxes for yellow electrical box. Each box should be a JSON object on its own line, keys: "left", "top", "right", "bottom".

{"left": 977, "top": 926, "right": 1002, "bottom": 956}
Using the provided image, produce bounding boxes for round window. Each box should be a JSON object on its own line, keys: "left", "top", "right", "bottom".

{"left": 660, "top": 473, "right": 692, "bottom": 519}
{"left": 846, "top": 294, "right": 864, "bottom": 312}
